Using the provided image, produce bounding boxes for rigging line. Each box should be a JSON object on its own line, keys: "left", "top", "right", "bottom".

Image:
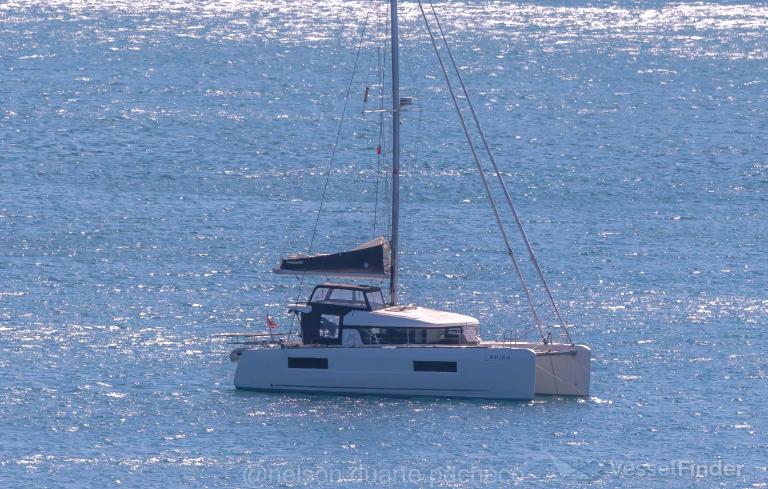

{"left": 361, "top": 3, "right": 378, "bottom": 99}
{"left": 279, "top": 18, "right": 354, "bottom": 341}
{"left": 371, "top": 42, "right": 379, "bottom": 235}
{"left": 382, "top": 5, "right": 392, "bottom": 239}
{"left": 361, "top": 0, "right": 385, "bottom": 242}
{"left": 372, "top": 1, "right": 384, "bottom": 237}
{"left": 427, "top": 0, "right": 572, "bottom": 344}
{"left": 307, "top": 9, "right": 372, "bottom": 255}
{"left": 287, "top": 8, "right": 373, "bottom": 335}
{"left": 416, "top": 0, "right": 545, "bottom": 341}
{"left": 400, "top": 11, "right": 425, "bottom": 272}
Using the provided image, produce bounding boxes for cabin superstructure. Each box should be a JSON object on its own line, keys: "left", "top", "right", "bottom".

{"left": 291, "top": 283, "right": 480, "bottom": 347}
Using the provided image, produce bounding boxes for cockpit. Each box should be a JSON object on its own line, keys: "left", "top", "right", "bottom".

{"left": 296, "top": 283, "right": 385, "bottom": 345}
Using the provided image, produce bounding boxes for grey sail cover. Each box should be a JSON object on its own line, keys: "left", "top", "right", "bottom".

{"left": 273, "top": 237, "right": 391, "bottom": 279}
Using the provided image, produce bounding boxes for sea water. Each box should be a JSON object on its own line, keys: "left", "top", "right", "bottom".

{"left": 1, "top": 1, "right": 766, "bottom": 487}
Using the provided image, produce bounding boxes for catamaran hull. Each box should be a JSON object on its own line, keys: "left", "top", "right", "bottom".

{"left": 534, "top": 344, "right": 591, "bottom": 396}
{"left": 481, "top": 342, "right": 591, "bottom": 396}
{"left": 234, "top": 347, "right": 537, "bottom": 400}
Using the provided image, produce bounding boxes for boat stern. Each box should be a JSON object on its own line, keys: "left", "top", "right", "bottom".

{"left": 534, "top": 344, "right": 591, "bottom": 396}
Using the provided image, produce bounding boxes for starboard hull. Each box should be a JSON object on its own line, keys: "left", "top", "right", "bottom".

{"left": 533, "top": 344, "right": 591, "bottom": 396}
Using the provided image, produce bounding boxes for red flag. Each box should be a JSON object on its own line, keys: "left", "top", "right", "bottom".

{"left": 376, "top": 145, "right": 382, "bottom": 155}
{"left": 266, "top": 314, "right": 278, "bottom": 329}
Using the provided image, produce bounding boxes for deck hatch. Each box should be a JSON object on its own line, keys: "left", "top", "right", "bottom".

{"left": 288, "top": 357, "right": 328, "bottom": 369}
{"left": 413, "top": 360, "right": 457, "bottom": 372}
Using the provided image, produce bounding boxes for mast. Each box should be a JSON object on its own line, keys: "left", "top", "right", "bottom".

{"left": 389, "top": 0, "right": 401, "bottom": 305}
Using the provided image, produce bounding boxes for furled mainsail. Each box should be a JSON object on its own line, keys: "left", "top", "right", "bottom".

{"left": 273, "top": 237, "right": 390, "bottom": 279}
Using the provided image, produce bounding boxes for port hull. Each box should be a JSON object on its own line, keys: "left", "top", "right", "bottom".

{"left": 234, "top": 346, "right": 538, "bottom": 400}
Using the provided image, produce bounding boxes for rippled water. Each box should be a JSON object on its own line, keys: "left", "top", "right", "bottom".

{"left": 1, "top": 1, "right": 767, "bottom": 487}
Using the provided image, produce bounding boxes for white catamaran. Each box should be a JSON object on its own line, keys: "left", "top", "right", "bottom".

{"left": 229, "top": 0, "right": 591, "bottom": 400}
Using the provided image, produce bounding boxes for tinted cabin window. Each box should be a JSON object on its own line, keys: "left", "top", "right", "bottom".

{"left": 441, "top": 327, "right": 464, "bottom": 344}
{"left": 356, "top": 327, "right": 408, "bottom": 345}
{"left": 366, "top": 291, "right": 386, "bottom": 310}
{"left": 413, "top": 361, "right": 457, "bottom": 372}
{"left": 357, "top": 327, "right": 377, "bottom": 345}
{"left": 380, "top": 328, "right": 408, "bottom": 344}
{"left": 353, "top": 327, "right": 461, "bottom": 345}
{"left": 288, "top": 357, "right": 328, "bottom": 369}
{"left": 319, "top": 315, "right": 340, "bottom": 339}
{"left": 408, "top": 328, "right": 427, "bottom": 344}
{"left": 310, "top": 287, "right": 367, "bottom": 308}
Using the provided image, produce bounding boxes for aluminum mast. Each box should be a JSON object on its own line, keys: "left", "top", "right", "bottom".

{"left": 389, "top": 0, "right": 401, "bottom": 305}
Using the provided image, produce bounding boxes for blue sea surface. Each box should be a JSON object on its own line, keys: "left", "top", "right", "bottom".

{"left": 1, "top": 1, "right": 767, "bottom": 487}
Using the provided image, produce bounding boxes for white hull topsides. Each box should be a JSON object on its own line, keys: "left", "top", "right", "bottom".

{"left": 233, "top": 342, "right": 590, "bottom": 400}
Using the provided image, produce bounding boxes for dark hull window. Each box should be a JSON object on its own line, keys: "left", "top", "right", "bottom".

{"left": 413, "top": 361, "right": 457, "bottom": 372}
{"left": 288, "top": 357, "right": 328, "bottom": 369}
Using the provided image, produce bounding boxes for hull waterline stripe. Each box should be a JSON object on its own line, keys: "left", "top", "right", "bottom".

{"left": 237, "top": 386, "right": 532, "bottom": 400}
{"left": 270, "top": 384, "right": 487, "bottom": 393}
